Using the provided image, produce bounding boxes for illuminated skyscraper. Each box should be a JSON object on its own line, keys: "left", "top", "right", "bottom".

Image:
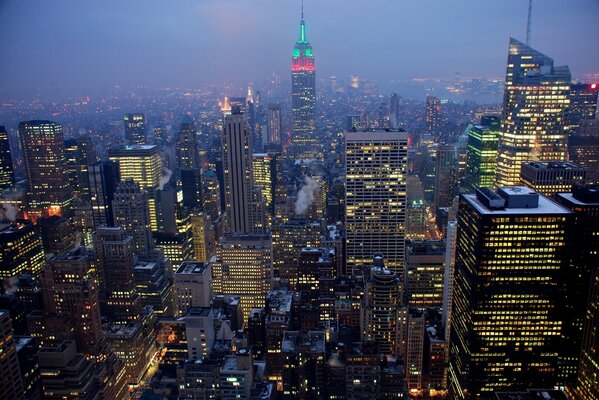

{"left": 426, "top": 96, "right": 442, "bottom": 139}
{"left": 291, "top": 5, "right": 317, "bottom": 158}
{"left": 496, "top": 38, "right": 571, "bottom": 186}
{"left": 567, "top": 83, "right": 598, "bottom": 133}
{"left": 176, "top": 115, "right": 198, "bottom": 171}
{"left": 213, "top": 234, "right": 272, "bottom": 319}
{"left": 345, "top": 130, "right": 408, "bottom": 275}
{"left": 520, "top": 161, "right": 586, "bottom": 197}
{"left": 464, "top": 116, "right": 500, "bottom": 192}
{"left": 404, "top": 240, "right": 446, "bottom": 308}
{"left": 576, "top": 268, "right": 599, "bottom": 400}
{"left": 252, "top": 153, "right": 277, "bottom": 218}
{"left": 266, "top": 104, "right": 282, "bottom": 145}
{"left": 109, "top": 144, "right": 162, "bottom": 231}
{"left": 124, "top": 113, "right": 146, "bottom": 145}
{"left": 18, "top": 121, "right": 71, "bottom": 212}
{"left": 448, "top": 187, "right": 573, "bottom": 398}
{"left": 0, "top": 126, "right": 15, "bottom": 191}
{"left": 0, "top": 221, "right": 45, "bottom": 281}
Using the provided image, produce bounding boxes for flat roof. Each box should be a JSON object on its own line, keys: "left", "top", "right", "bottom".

{"left": 556, "top": 192, "right": 599, "bottom": 206}
{"left": 345, "top": 129, "right": 409, "bottom": 142}
{"left": 176, "top": 261, "right": 209, "bottom": 275}
{"left": 463, "top": 192, "right": 571, "bottom": 215}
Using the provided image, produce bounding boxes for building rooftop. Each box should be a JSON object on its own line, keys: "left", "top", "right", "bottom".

{"left": 345, "top": 129, "right": 409, "bottom": 142}
{"left": 495, "top": 389, "right": 569, "bottom": 400}
{"left": 266, "top": 290, "right": 293, "bottom": 314}
{"left": 556, "top": 184, "right": 599, "bottom": 205}
{"left": 175, "top": 261, "right": 209, "bottom": 275}
{"left": 523, "top": 161, "right": 583, "bottom": 170}
{"left": 281, "top": 331, "right": 325, "bottom": 354}
{"left": 187, "top": 307, "right": 212, "bottom": 317}
{"left": 466, "top": 187, "right": 571, "bottom": 215}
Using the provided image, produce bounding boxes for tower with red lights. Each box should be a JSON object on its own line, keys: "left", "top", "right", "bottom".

{"left": 291, "top": 2, "right": 316, "bottom": 158}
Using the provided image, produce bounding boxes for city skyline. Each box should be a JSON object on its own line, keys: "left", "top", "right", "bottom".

{"left": 0, "top": 1, "right": 598, "bottom": 97}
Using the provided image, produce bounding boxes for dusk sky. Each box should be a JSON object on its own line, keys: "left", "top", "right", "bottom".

{"left": 1, "top": 0, "right": 598, "bottom": 96}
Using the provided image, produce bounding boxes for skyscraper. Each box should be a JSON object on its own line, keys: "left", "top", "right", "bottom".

{"left": 112, "top": 179, "right": 154, "bottom": 260}
{"left": 108, "top": 144, "right": 162, "bottom": 231}
{"left": 448, "top": 187, "right": 573, "bottom": 398}
{"left": 434, "top": 144, "right": 457, "bottom": 215}
{"left": 88, "top": 160, "right": 120, "bottom": 228}
{"left": 520, "top": 161, "right": 586, "bottom": 197}
{"left": 464, "top": 116, "right": 500, "bottom": 192}
{"left": 0, "top": 310, "right": 25, "bottom": 400}
{"left": 0, "top": 126, "right": 15, "bottom": 191}
{"left": 362, "top": 255, "right": 402, "bottom": 355}
{"left": 0, "top": 221, "right": 45, "bottom": 281}
{"left": 213, "top": 234, "right": 272, "bottom": 319}
{"left": 389, "top": 93, "right": 400, "bottom": 130}
{"left": 266, "top": 104, "right": 282, "bottom": 145}
{"left": 93, "top": 227, "right": 142, "bottom": 323}
{"left": 291, "top": 5, "right": 317, "bottom": 158}
{"left": 345, "top": 130, "right": 408, "bottom": 275}
{"left": 124, "top": 113, "right": 146, "bottom": 145}
{"left": 426, "top": 96, "right": 442, "bottom": 139}
{"left": 222, "top": 108, "right": 264, "bottom": 234}
{"left": 496, "top": 38, "right": 571, "bottom": 186}
{"left": 41, "top": 247, "right": 104, "bottom": 357}
{"left": 567, "top": 83, "right": 598, "bottom": 133}
{"left": 18, "top": 121, "right": 71, "bottom": 212}
{"left": 176, "top": 115, "right": 198, "bottom": 171}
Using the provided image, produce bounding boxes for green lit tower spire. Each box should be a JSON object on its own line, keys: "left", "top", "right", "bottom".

{"left": 291, "top": 0, "right": 316, "bottom": 158}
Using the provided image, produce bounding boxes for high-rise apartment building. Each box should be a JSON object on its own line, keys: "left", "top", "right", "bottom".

{"left": 266, "top": 104, "right": 282, "bottom": 145}
{"left": 124, "top": 113, "right": 146, "bottom": 145}
{"left": 19, "top": 121, "right": 71, "bottom": 212}
{"left": 213, "top": 234, "right": 272, "bottom": 319}
{"left": 112, "top": 179, "right": 154, "bottom": 260}
{"left": 0, "top": 310, "right": 25, "bottom": 400}
{"left": 291, "top": 7, "right": 317, "bottom": 158}
{"left": 252, "top": 153, "right": 277, "bottom": 218}
{"left": 88, "top": 160, "right": 120, "bottom": 228}
{"left": 449, "top": 187, "right": 573, "bottom": 398}
{"left": 0, "top": 126, "right": 15, "bottom": 191}
{"left": 63, "top": 135, "right": 96, "bottom": 199}
{"left": 108, "top": 144, "right": 162, "bottom": 231}
{"left": 464, "top": 116, "right": 501, "bottom": 192}
{"left": 576, "top": 267, "right": 599, "bottom": 400}
{"left": 520, "top": 161, "right": 586, "bottom": 197}
{"left": 345, "top": 130, "right": 408, "bottom": 275}
{"left": 496, "top": 38, "right": 571, "bottom": 186}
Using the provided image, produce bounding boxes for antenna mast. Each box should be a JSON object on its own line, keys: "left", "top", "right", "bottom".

{"left": 526, "top": 0, "right": 532, "bottom": 45}
{"left": 301, "top": 0, "right": 304, "bottom": 20}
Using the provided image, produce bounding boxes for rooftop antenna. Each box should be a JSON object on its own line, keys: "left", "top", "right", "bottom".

{"left": 301, "top": 0, "right": 304, "bottom": 21}
{"left": 526, "top": 0, "right": 532, "bottom": 46}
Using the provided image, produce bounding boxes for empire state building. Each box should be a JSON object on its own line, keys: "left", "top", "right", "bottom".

{"left": 291, "top": 4, "right": 317, "bottom": 158}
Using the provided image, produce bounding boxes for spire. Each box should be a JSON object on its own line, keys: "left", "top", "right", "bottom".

{"left": 298, "top": 0, "right": 307, "bottom": 43}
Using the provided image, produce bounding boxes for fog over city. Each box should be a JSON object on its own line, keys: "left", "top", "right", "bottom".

{"left": 1, "top": 0, "right": 598, "bottom": 97}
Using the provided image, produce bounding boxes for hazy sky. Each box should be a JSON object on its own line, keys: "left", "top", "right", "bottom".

{"left": 0, "top": 0, "right": 597, "bottom": 96}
